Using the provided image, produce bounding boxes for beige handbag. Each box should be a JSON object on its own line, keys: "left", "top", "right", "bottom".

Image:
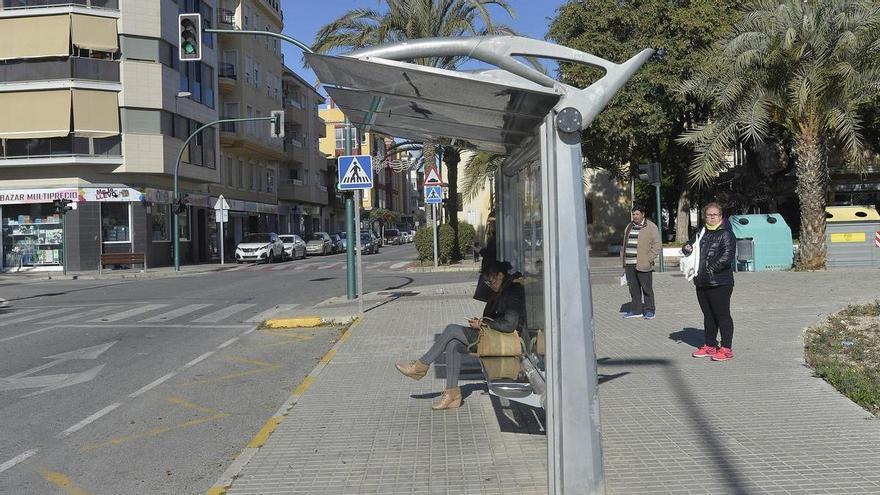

{"left": 472, "top": 323, "right": 523, "bottom": 357}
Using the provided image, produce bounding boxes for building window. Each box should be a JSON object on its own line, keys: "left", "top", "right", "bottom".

{"left": 267, "top": 168, "right": 275, "bottom": 193}
{"left": 225, "top": 156, "right": 235, "bottom": 186}
{"left": 254, "top": 63, "right": 261, "bottom": 87}
{"left": 245, "top": 56, "right": 253, "bottom": 85}
{"left": 237, "top": 159, "right": 244, "bottom": 188}
{"left": 178, "top": 206, "right": 190, "bottom": 241}
{"left": 101, "top": 202, "right": 130, "bottom": 243}
{"left": 200, "top": 2, "right": 214, "bottom": 49}
{"left": 246, "top": 106, "right": 254, "bottom": 134}
{"left": 151, "top": 203, "right": 171, "bottom": 241}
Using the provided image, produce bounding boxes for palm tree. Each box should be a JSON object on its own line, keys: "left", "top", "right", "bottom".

{"left": 678, "top": 0, "right": 880, "bottom": 269}
{"left": 312, "top": 0, "right": 517, "bottom": 261}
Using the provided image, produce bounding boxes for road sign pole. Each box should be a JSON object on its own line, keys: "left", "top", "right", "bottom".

{"left": 62, "top": 212, "right": 67, "bottom": 277}
{"left": 655, "top": 182, "right": 664, "bottom": 272}
{"left": 219, "top": 217, "right": 225, "bottom": 265}
{"left": 432, "top": 204, "right": 438, "bottom": 268}
{"left": 344, "top": 118, "right": 355, "bottom": 300}
{"left": 355, "top": 190, "right": 364, "bottom": 318}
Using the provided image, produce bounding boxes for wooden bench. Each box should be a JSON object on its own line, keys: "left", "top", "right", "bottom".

{"left": 99, "top": 252, "right": 147, "bottom": 273}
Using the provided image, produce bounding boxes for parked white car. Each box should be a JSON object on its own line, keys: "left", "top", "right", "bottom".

{"left": 235, "top": 233, "right": 284, "bottom": 263}
{"left": 279, "top": 234, "right": 306, "bottom": 260}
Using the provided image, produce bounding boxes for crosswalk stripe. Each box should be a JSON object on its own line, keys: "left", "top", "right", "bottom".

{"left": 140, "top": 304, "right": 213, "bottom": 323}
{"left": 366, "top": 262, "right": 385, "bottom": 270}
{"left": 42, "top": 305, "right": 127, "bottom": 324}
{"left": 390, "top": 261, "right": 410, "bottom": 269}
{"left": 88, "top": 304, "right": 169, "bottom": 323}
{"left": 0, "top": 307, "right": 78, "bottom": 326}
{"left": 270, "top": 264, "right": 289, "bottom": 271}
{"left": 245, "top": 304, "right": 300, "bottom": 323}
{"left": 192, "top": 303, "right": 255, "bottom": 323}
{"left": 319, "top": 262, "right": 344, "bottom": 270}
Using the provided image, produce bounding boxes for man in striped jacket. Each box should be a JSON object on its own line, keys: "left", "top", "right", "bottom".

{"left": 620, "top": 204, "right": 661, "bottom": 319}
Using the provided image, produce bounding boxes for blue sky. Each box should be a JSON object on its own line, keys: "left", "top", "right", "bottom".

{"left": 279, "top": 0, "right": 566, "bottom": 90}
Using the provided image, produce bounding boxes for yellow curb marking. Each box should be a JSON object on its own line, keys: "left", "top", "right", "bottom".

{"left": 177, "top": 356, "right": 281, "bottom": 386}
{"left": 247, "top": 416, "right": 282, "bottom": 449}
{"left": 264, "top": 317, "right": 324, "bottom": 329}
{"left": 205, "top": 486, "right": 227, "bottom": 495}
{"left": 292, "top": 375, "right": 315, "bottom": 396}
{"left": 81, "top": 396, "right": 228, "bottom": 452}
{"left": 38, "top": 468, "right": 92, "bottom": 495}
{"left": 319, "top": 348, "right": 337, "bottom": 364}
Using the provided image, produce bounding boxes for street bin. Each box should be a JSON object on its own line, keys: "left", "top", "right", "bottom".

{"left": 825, "top": 206, "right": 880, "bottom": 268}
{"left": 728, "top": 214, "right": 793, "bottom": 271}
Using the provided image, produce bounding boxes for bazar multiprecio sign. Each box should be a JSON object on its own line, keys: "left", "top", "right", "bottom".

{"left": 0, "top": 188, "right": 79, "bottom": 205}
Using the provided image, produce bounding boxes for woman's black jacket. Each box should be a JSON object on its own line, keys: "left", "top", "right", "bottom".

{"left": 482, "top": 275, "right": 526, "bottom": 333}
{"left": 691, "top": 223, "right": 736, "bottom": 288}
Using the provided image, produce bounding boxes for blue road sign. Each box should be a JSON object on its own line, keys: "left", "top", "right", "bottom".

{"left": 424, "top": 185, "right": 442, "bottom": 204}
{"left": 337, "top": 155, "right": 373, "bottom": 190}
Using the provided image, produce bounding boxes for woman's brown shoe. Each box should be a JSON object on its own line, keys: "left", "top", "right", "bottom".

{"left": 432, "top": 387, "right": 462, "bottom": 410}
{"left": 395, "top": 360, "right": 429, "bottom": 380}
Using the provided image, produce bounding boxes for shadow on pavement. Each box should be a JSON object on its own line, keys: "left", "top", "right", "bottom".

{"left": 669, "top": 327, "right": 704, "bottom": 348}
{"left": 599, "top": 357, "right": 751, "bottom": 493}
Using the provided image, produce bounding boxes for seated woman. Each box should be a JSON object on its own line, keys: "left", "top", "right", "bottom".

{"left": 395, "top": 260, "right": 525, "bottom": 410}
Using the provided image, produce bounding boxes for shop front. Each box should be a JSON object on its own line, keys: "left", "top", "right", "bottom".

{"left": 0, "top": 188, "right": 78, "bottom": 271}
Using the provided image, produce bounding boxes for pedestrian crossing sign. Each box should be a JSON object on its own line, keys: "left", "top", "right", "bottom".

{"left": 424, "top": 185, "right": 442, "bottom": 204}
{"left": 337, "top": 155, "right": 373, "bottom": 190}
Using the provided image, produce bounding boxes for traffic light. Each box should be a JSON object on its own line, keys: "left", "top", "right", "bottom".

{"left": 178, "top": 13, "right": 202, "bottom": 62}
{"left": 638, "top": 162, "right": 661, "bottom": 185}
{"left": 270, "top": 110, "right": 284, "bottom": 138}
{"left": 53, "top": 199, "right": 74, "bottom": 215}
{"left": 173, "top": 196, "right": 188, "bottom": 215}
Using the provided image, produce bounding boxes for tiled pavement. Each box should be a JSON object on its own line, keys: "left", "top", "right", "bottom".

{"left": 220, "top": 268, "right": 880, "bottom": 494}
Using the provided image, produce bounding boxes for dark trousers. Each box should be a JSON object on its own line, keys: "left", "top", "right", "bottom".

{"left": 696, "top": 285, "right": 734, "bottom": 349}
{"left": 625, "top": 265, "right": 655, "bottom": 314}
{"left": 420, "top": 324, "right": 477, "bottom": 389}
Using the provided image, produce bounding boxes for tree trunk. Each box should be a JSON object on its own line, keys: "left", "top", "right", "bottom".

{"left": 793, "top": 128, "right": 828, "bottom": 270}
{"left": 675, "top": 175, "right": 690, "bottom": 244}
{"left": 444, "top": 147, "right": 461, "bottom": 260}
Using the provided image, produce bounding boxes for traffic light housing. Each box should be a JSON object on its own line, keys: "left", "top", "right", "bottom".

{"left": 178, "top": 13, "right": 202, "bottom": 62}
{"left": 270, "top": 110, "right": 284, "bottom": 138}
{"left": 53, "top": 199, "right": 74, "bottom": 215}
{"left": 638, "top": 162, "right": 661, "bottom": 185}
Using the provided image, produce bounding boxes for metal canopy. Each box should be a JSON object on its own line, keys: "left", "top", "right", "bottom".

{"left": 306, "top": 52, "right": 560, "bottom": 153}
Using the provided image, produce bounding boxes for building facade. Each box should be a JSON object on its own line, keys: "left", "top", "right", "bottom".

{"left": 0, "top": 0, "right": 221, "bottom": 272}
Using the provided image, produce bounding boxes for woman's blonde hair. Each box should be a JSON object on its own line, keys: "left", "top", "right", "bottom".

{"left": 702, "top": 202, "right": 723, "bottom": 217}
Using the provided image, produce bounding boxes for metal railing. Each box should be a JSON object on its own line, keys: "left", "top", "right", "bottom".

{"left": 218, "top": 62, "right": 237, "bottom": 79}
{"left": 218, "top": 8, "right": 235, "bottom": 26}
{"left": 1, "top": 0, "right": 118, "bottom": 9}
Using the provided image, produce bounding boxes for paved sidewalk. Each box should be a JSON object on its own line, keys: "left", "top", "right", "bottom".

{"left": 215, "top": 269, "right": 880, "bottom": 495}
{"left": 0, "top": 262, "right": 233, "bottom": 283}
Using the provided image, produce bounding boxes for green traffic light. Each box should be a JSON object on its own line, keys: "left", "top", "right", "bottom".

{"left": 183, "top": 42, "right": 195, "bottom": 54}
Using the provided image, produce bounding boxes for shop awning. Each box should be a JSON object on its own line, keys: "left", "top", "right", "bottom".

{"left": 0, "top": 15, "right": 71, "bottom": 61}
{"left": 305, "top": 53, "right": 560, "bottom": 154}
{"left": 71, "top": 14, "right": 119, "bottom": 53}
{"left": 72, "top": 89, "right": 120, "bottom": 137}
{"left": 0, "top": 90, "right": 72, "bottom": 139}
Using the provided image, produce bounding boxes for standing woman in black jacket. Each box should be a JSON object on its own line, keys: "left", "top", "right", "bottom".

{"left": 683, "top": 203, "right": 737, "bottom": 361}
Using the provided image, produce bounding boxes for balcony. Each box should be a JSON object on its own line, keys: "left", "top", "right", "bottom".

{"left": 0, "top": 0, "right": 118, "bottom": 9}
{"left": 218, "top": 8, "right": 235, "bottom": 27}
{"left": 0, "top": 57, "right": 119, "bottom": 84}
{"left": 284, "top": 138, "right": 306, "bottom": 163}
{"left": 218, "top": 62, "right": 236, "bottom": 93}
{"left": 278, "top": 180, "right": 329, "bottom": 205}
{"left": 317, "top": 116, "right": 326, "bottom": 138}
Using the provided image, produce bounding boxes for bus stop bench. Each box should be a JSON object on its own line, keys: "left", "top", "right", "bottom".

{"left": 475, "top": 351, "right": 545, "bottom": 409}
{"left": 99, "top": 252, "right": 147, "bottom": 273}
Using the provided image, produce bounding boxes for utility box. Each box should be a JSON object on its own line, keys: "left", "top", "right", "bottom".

{"left": 728, "top": 214, "right": 794, "bottom": 271}
{"left": 825, "top": 206, "right": 880, "bottom": 268}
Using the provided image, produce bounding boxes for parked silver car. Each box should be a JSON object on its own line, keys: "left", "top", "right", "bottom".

{"left": 235, "top": 232, "right": 284, "bottom": 263}
{"left": 305, "top": 232, "right": 333, "bottom": 256}
{"left": 279, "top": 234, "right": 306, "bottom": 260}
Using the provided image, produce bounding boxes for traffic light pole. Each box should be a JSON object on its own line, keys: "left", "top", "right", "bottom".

{"left": 173, "top": 116, "right": 272, "bottom": 271}
{"left": 61, "top": 212, "right": 67, "bottom": 277}
{"left": 655, "top": 182, "right": 664, "bottom": 273}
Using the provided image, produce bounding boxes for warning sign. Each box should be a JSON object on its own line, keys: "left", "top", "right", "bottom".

{"left": 423, "top": 166, "right": 443, "bottom": 186}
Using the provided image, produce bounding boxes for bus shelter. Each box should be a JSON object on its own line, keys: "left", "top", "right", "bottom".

{"left": 305, "top": 36, "right": 652, "bottom": 494}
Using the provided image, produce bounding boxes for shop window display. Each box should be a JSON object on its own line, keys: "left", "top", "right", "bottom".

{"left": 102, "top": 202, "right": 131, "bottom": 242}
{"left": 2, "top": 204, "right": 63, "bottom": 269}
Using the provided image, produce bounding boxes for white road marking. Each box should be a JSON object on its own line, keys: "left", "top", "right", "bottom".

{"left": 366, "top": 262, "right": 385, "bottom": 270}
{"left": 0, "top": 298, "right": 7, "bottom": 308}
{"left": 0, "top": 307, "right": 77, "bottom": 326}
{"left": 318, "top": 262, "right": 344, "bottom": 270}
{"left": 0, "top": 325, "right": 59, "bottom": 344}
{"left": 0, "top": 449, "right": 38, "bottom": 474}
{"left": 128, "top": 372, "right": 177, "bottom": 398}
{"left": 390, "top": 261, "right": 410, "bottom": 269}
{"left": 183, "top": 351, "right": 214, "bottom": 369}
{"left": 270, "top": 264, "right": 289, "bottom": 271}
{"left": 192, "top": 303, "right": 255, "bottom": 323}
{"left": 217, "top": 337, "right": 238, "bottom": 349}
{"left": 41, "top": 305, "right": 126, "bottom": 324}
{"left": 61, "top": 403, "right": 121, "bottom": 436}
{"left": 140, "top": 304, "right": 212, "bottom": 323}
{"left": 241, "top": 327, "right": 257, "bottom": 335}
{"left": 244, "top": 304, "right": 300, "bottom": 323}
{"left": 88, "top": 304, "right": 168, "bottom": 323}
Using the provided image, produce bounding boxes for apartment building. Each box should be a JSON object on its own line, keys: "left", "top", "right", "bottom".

{"left": 211, "top": 0, "right": 285, "bottom": 255}
{"left": 0, "top": 0, "right": 220, "bottom": 272}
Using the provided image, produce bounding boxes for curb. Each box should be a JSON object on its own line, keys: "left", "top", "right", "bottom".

{"left": 205, "top": 317, "right": 362, "bottom": 495}
{"left": 263, "top": 315, "right": 356, "bottom": 329}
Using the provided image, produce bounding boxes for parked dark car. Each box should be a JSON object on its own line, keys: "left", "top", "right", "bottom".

{"left": 383, "top": 228, "right": 402, "bottom": 245}
{"left": 359, "top": 232, "right": 379, "bottom": 254}
{"left": 329, "top": 233, "right": 344, "bottom": 254}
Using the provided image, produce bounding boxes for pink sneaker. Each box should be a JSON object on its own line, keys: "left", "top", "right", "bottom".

{"left": 711, "top": 347, "right": 734, "bottom": 361}
{"left": 691, "top": 345, "right": 717, "bottom": 358}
